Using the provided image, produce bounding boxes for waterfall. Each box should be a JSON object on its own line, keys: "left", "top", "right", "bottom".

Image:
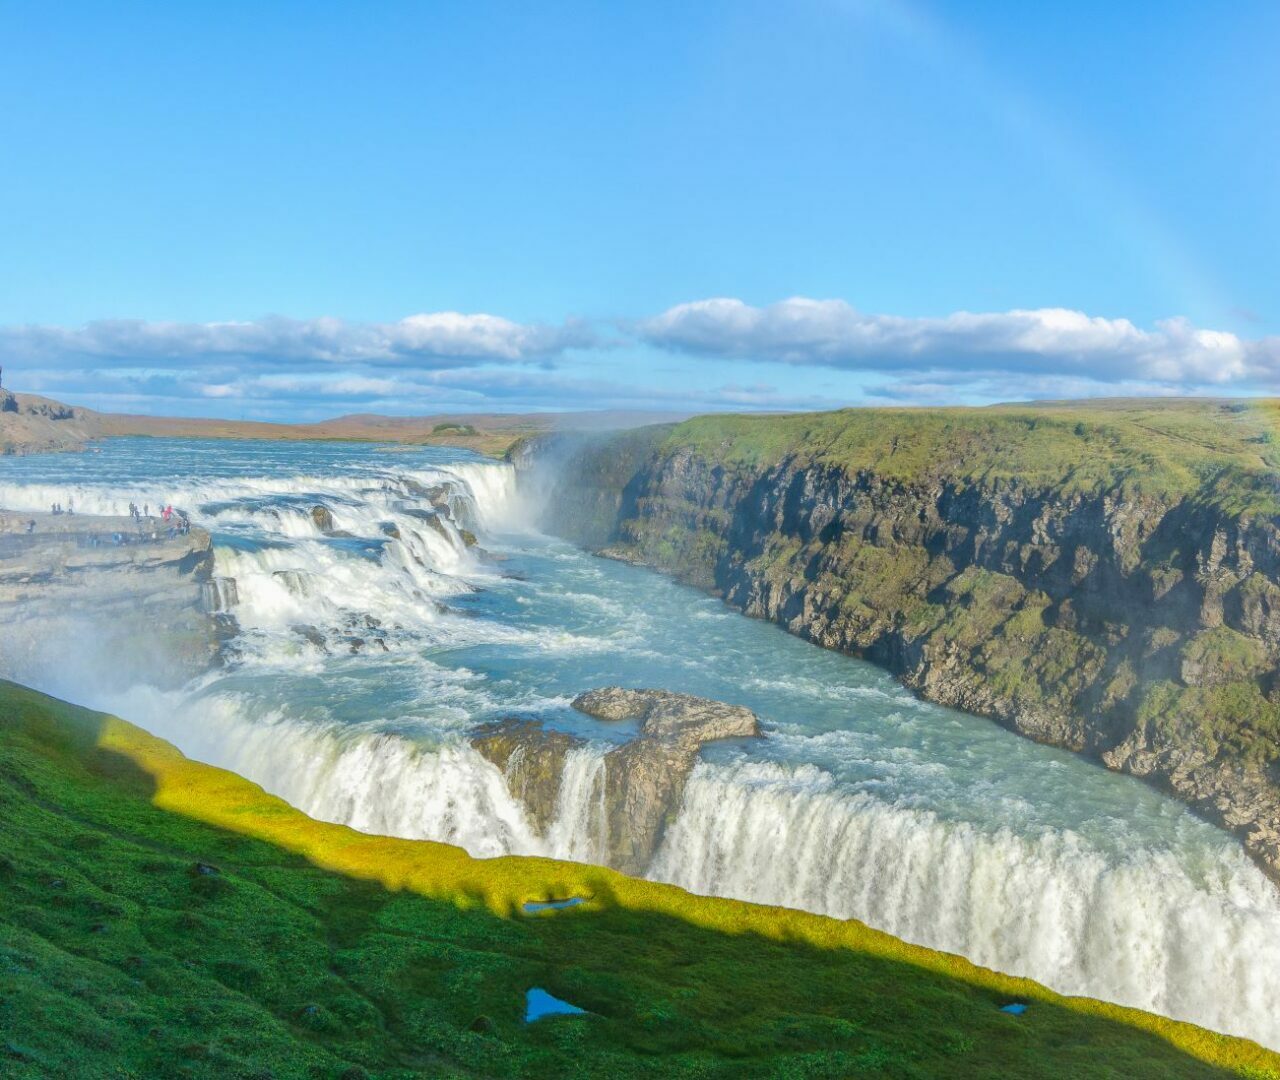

{"left": 648, "top": 760, "right": 1280, "bottom": 1048}
{"left": 544, "top": 744, "right": 610, "bottom": 864}
{"left": 7, "top": 440, "right": 1280, "bottom": 1051}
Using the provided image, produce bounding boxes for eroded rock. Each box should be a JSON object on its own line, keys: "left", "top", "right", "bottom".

{"left": 472, "top": 688, "right": 762, "bottom": 874}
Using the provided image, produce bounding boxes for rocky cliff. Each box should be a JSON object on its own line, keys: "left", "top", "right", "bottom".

{"left": 472, "top": 687, "right": 761, "bottom": 873}
{"left": 520, "top": 401, "right": 1280, "bottom": 885}
{"left": 0, "top": 511, "right": 222, "bottom": 689}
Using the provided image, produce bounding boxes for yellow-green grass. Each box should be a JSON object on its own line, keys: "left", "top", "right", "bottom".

{"left": 1, "top": 679, "right": 1277, "bottom": 1079}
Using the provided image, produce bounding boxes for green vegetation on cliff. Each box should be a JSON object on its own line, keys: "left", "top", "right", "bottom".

{"left": 661, "top": 399, "right": 1280, "bottom": 513}
{"left": 2, "top": 680, "right": 1276, "bottom": 1078}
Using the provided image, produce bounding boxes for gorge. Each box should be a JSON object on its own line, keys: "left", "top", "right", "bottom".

{"left": 2, "top": 415, "right": 1280, "bottom": 1054}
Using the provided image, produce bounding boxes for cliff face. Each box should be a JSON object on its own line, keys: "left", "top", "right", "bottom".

{"left": 525, "top": 403, "right": 1280, "bottom": 884}
{"left": 0, "top": 512, "right": 221, "bottom": 689}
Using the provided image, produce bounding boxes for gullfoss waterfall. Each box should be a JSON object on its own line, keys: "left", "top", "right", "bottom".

{"left": 2, "top": 437, "right": 1279, "bottom": 1048}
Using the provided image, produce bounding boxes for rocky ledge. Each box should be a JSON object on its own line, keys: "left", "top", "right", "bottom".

{"left": 472, "top": 687, "right": 761, "bottom": 874}
{"left": 0, "top": 511, "right": 222, "bottom": 689}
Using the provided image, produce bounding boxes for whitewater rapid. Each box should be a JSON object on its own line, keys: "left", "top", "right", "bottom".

{"left": 2, "top": 436, "right": 1279, "bottom": 1049}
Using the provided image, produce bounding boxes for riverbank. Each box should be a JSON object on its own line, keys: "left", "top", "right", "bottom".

{"left": 2, "top": 678, "right": 1275, "bottom": 1078}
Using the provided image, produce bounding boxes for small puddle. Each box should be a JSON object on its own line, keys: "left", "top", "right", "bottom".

{"left": 525, "top": 987, "right": 586, "bottom": 1022}
{"left": 522, "top": 897, "right": 586, "bottom": 914}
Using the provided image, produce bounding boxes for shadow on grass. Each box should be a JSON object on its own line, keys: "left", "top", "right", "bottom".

{"left": 1, "top": 678, "right": 1277, "bottom": 1079}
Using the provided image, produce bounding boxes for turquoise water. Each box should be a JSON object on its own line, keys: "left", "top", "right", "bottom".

{"left": 2, "top": 436, "right": 1279, "bottom": 1046}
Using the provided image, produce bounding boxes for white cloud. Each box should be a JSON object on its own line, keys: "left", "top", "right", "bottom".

{"left": 639, "top": 297, "right": 1280, "bottom": 388}
{"left": 0, "top": 312, "right": 596, "bottom": 369}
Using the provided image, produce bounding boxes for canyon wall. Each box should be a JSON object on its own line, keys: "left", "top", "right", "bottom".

{"left": 520, "top": 402, "right": 1280, "bottom": 883}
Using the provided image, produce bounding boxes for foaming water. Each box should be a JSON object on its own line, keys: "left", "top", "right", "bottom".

{"left": 650, "top": 761, "right": 1280, "bottom": 1043}
{"left": 2, "top": 437, "right": 1280, "bottom": 1047}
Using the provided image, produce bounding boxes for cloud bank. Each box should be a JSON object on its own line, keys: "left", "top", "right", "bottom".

{"left": 1, "top": 300, "right": 1276, "bottom": 418}
{"left": 639, "top": 297, "right": 1280, "bottom": 387}
{"left": 0, "top": 313, "right": 596, "bottom": 369}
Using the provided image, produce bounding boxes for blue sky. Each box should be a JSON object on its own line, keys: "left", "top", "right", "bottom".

{"left": 1, "top": 1, "right": 1277, "bottom": 418}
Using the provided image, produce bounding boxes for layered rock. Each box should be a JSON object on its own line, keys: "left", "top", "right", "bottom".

{"left": 472, "top": 687, "right": 761, "bottom": 873}
{"left": 520, "top": 409, "right": 1280, "bottom": 885}
{"left": 0, "top": 511, "right": 222, "bottom": 689}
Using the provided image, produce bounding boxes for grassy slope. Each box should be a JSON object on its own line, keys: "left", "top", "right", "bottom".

{"left": 660, "top": 399, "right": 1280, "bottom": 514}
{"left": 1, "top": 682, "right": 1278, "bottom": 1079}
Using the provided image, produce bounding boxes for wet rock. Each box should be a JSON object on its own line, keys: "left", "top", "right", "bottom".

{"left": 310, "top": 505, "right": 335, "bottom": 533}
{"left": 0, "top": 514, "right": 221, "bottom": 687}
{"left": 271, "top": 569, "right": 309, "bottom": 597}
{"left": 292, "top": 625, "right": 329, "bottom": 653}
{"left": 573, "top": 687, "right": 760, "bottom": 743}
{"left": 471, "top": 720, "right": 583, "bottom": 835}
{"left": 473, "top": 689, "right": 762, "bottom": 874}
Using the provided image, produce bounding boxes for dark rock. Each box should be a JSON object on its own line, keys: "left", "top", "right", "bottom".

{"left": 292, "top": 625, "right": 329, "bottom": 653}
{"left": 310, "top": 505, "right": 335, "bottom": 533}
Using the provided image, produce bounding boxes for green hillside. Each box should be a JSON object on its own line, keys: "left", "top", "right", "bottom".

{"left": 659, "top": 399, "right": 1280, "bottom": 513}
{"left": 1, "top": 681, "right": 1277, "bottom": 1078}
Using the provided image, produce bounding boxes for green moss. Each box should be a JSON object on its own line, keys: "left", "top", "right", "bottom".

{"left": 1138, "top": 678, "right": 1280, "bottom": 766}
{"left": 1183, "top": 627, "right": 1269, "bottom": 682}
{"left": 2, "top": 680, "right": 1277, "bottom": 1078}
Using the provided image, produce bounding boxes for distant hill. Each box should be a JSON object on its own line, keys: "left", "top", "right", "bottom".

{"left": 0, "top": 391, "right": 691, "bottom": 457}
{"left": 0, "top": 391, "right": 96, "bottom": 455}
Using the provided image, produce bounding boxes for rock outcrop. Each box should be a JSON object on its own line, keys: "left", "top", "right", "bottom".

{"left": 0, "top": 512, "right": 222, "bottom": 689}
{"left": 519, "top": 405, "right": 1280, "bottom": 885}
{"left": 0, "top": 392, "right": 94, "bottom": 455}
{"left": 472, "top": 687, "right": 761, "bottom": 873}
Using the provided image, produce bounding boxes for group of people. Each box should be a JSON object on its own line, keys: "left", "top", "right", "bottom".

{"left": 124, "top": 501, "right": 190, "bottom": 534}
{"left": 49, "top": 501, "right": 74, "bottom": 515}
